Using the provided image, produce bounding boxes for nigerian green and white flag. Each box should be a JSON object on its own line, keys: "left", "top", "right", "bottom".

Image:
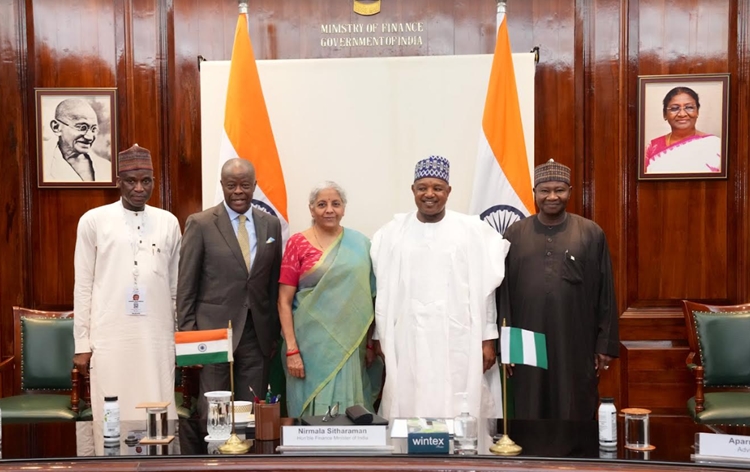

{"left": 500, "top": 326, "right": 548, "bottom": 369}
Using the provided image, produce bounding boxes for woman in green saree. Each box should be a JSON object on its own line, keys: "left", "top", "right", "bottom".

{"left": 278, "top": 182, "right": 378, "bottom": 417}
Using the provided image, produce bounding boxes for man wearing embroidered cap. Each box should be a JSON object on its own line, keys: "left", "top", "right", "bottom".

{"left": 498, "top": 159, "right": 619, "bottom": 420}
{"left": 73, "top": 144, "right": 182, "bottom": 421}
{"left": 371, "top": 155, "right": 510, "bottom": 423}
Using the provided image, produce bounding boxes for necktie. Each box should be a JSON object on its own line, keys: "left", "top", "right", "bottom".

{"left": 238, "top": 214, "right": 252, "bottom": 271}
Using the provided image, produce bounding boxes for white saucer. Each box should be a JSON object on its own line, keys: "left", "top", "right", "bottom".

{"left": 204, "top": 434, "right": 230, "bottom": 442}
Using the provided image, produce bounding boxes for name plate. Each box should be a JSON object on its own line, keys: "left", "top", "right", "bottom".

{"left": 407, "top": 432, "right": 450, "bottom": 454}
{"left": 698, "top": 433, "right": 750, "bottom": 460}
{"left": 282, "top": 425, "right": 387, "bottom": 447}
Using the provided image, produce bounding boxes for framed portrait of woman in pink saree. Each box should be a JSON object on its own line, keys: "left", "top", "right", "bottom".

{"left": 638, "top": 74, "right": 729, "bottom": 180}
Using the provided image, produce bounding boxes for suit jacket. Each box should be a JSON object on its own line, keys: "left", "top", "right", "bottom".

{"left": 177, "top": 203, "right": 282, "bottom": 356}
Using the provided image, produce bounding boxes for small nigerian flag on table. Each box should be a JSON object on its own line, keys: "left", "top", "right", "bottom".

{"left": 500, "top": 326, "right": 548, "bottom": 369}
{"left": 175, "top": 328, "right": 233, "bottom": 367}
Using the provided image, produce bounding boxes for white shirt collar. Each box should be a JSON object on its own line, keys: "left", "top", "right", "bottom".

{"left": 223, "top": 201, "right": 254, "bottom": 224}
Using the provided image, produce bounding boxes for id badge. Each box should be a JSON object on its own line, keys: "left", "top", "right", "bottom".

{"left": 126, "top": 287, "right": 147, "bottom": 316}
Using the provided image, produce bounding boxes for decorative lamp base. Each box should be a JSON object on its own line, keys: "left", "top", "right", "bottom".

{"left": 490, "top": 434, "right": 522, "bottom": 456}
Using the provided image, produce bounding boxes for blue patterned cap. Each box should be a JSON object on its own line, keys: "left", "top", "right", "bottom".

{"left": 414, "top": 155, "right": 450, "bottom": 183}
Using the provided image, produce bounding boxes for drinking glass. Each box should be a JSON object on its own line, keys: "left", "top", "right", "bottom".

{"left": 623, "top": 407, "right": 654, "bottom": 451}
{"left": 204, "top": 391, "right": 232, "bottom": 440}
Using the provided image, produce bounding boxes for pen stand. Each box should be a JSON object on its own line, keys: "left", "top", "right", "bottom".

{"left": 254, "top": 402, "right": 280, "bottom": 440}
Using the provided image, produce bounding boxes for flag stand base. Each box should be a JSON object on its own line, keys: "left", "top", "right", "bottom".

{"left": 490, "top": 434, "right": 522, "bottom": 456}
{"left": 218, "top": 433, "right": 251, "bottom": 454}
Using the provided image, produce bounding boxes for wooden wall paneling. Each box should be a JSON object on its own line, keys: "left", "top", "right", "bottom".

{"left": 511, "top": 1, "right": 578, "bottom": 215}
{"left": 632, "top": 0, "right": 731, "bottom": 308}
{"left": 622, "top": 0, "right": 736, "bottom": 413}
{"left": 621, "top": 341, "right": 694, "bottom": 414}
{"left": 250, "top": 0, "right": 301, "bottom": 59}
{"left": 114, "top": 0, "right": 164, "bottom": 208}
{"left": 298, "top": 0, "right": 350, "bottom": 59}
{"left": 579, "top": 0, "right": 628, "bottom": 403}
{"left": 158, "top": 0, "right": 171, "bottom": 209}
{"left": 29, "top": 0, "right": 120, "bottom": 308}
{"left": 0, "top": 0, "right": 29, "bottom": 396}
{"left": 167, "top": 0, "right": 235, "bottom": 225}
{"left": 618, "top": 310, "right": 686, "bottom": 341}
{"left": 729, "top": 0, "right": 750, "bottom": 304}
{"left": 453, "top": 0, "right": 496, "bottom": 56}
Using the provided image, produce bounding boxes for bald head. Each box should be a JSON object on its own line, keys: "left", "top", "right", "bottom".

{"left": 220, "top": 158, "right": 257, "bottom": 214}
{"left": 51, "top": 98, "right": 99, "bottom": 158}
{"left": 55, "top": 98, "right": 97, "bottom": 123}
{"left": 221, "top": 158, "right": 255, "bottom": 180}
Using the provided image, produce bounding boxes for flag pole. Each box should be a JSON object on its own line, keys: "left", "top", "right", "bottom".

{"left": 219, "top": 319, "right": 250, "bottom": 453}
{"left": 490, "top": 318, "right": 522, "bottom": 455}
{"left": 497, "top": 0, "right": 505, "bottom": 30}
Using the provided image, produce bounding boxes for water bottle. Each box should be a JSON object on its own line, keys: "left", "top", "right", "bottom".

{"left": 598, "top": 397, "right": 617, "bottom": 448}
{"left": 453, "top": 392, "right": 478, "bottom": 455}
{"left": 103, "top": 396, "right": 121, "bottom": 444}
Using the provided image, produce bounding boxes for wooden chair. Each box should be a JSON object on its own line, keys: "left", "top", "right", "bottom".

{"left": 0, "top": 307, "right": 83, "bottom": 422}
{"left": 681, "top": 300, "right": 750, "bottom": 432}
{"left": 175, "top": 365, "right": 198, "bottom": 418}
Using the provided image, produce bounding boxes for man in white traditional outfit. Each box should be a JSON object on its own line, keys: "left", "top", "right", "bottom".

{"left": 370, "top": 155, "right": 510, "bottom": 423}
{"left": 44, "top": 98, "right": 112, "bottom": 183}
{"left": 73, "top": 144, "right": 182, "bottom": 421}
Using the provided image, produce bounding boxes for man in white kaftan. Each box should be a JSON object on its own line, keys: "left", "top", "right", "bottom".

{"left": 371, "top": 156, "right": 510, "bottom": 422}
{"left": 74, "top": 144, "right": 181, "bottom": 421}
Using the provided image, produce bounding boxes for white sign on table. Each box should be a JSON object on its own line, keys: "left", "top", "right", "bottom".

{"left": 695, "top": 433, "right": 750, "bottom": 463}
{"left": 282, "top": 425, "right": 387, "bottom": 447}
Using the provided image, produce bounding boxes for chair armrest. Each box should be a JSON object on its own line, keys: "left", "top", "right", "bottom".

{"left": 693, "top": 365, "right": 705, "bottom": 413}
{"left": 70, "top": 366, "right": 80, "bottom": 414}
{"left": 0, "top": 356, "right": 14, "bottom": 372}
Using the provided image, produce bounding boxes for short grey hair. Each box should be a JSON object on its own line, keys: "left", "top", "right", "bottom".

{"left": 308, "top": 181, "right": 347, "bottom": 207}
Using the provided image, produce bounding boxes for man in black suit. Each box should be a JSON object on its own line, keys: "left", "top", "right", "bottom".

{"left": 177, "top": 158, "right": 282, "bottom": 416}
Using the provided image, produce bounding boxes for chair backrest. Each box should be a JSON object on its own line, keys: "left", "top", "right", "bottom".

{"left": 681, "top": 301, "right": 750, "bottom": 357}
{"left": 12, "top": 306, "right": 74, "bottom": 392}
{"left": 681, "top": 301, "right": 750, "bottom": 387}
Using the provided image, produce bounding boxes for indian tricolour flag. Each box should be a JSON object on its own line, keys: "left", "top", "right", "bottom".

{"left": 500, "top": 326, "right": 548, "bottom": 369}
{"left": 215, "top": 4, "right": 289, "bottom": 242}
{"left": 175, "top": 328, "right": 233, "bottom": 367}
{"left": 469, "top": 2, "right": 535, "bottom": 235}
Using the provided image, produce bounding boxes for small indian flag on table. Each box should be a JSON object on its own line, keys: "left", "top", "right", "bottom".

{"left": 500, "top": 326, "right": 548, "bottom": 369}
{"left": 175, "top": 328, "right": 233, "bottom": 367}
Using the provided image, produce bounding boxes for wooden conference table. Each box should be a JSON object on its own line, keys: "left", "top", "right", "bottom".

{"left": 0, "top": 415, "right": 748, "bottom": 471}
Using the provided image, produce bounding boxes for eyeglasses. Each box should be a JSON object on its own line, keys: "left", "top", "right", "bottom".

{"left": 666, "top": 105, "right": 697, "bottom": 115}
{"left": 322, "top": 402, "right": 340, "bottom": 422}
{"left": 57, "top": 119, "right": 99, "bottom": 134}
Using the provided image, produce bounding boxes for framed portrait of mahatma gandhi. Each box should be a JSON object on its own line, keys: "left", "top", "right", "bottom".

{"left": 35, "top": 88, "right": 117, "bottom": 188}
{"left": 638, "top": 74, "right": 729, "bottom": 181}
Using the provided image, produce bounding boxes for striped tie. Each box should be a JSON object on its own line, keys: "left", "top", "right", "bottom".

{"left": 238, "top": 214, "right": 251, "bottom": 271}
